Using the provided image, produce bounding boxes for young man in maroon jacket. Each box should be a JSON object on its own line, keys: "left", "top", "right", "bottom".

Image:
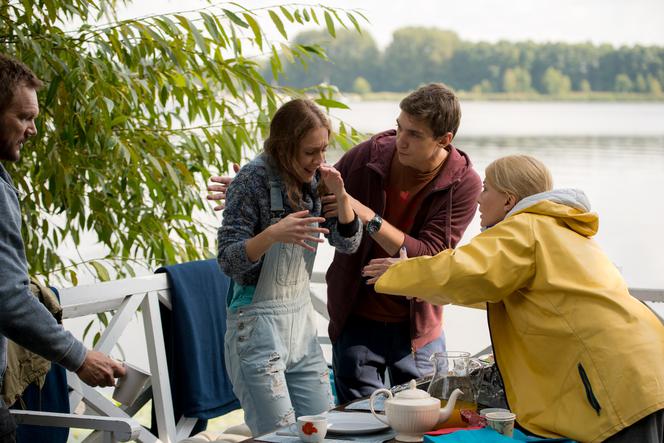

{"left": 208, "top": 83, "right": 481, "bottom": 403}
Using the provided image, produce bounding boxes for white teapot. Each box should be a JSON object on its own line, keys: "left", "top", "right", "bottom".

{"left": 369, "top": 380, "right": 463, "bottom": 442}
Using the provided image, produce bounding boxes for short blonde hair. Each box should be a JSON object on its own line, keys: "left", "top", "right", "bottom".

{"left": 485, "top": 155, "right": 553, "bottom": 202}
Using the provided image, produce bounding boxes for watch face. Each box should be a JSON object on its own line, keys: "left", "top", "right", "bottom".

{"left": 367, "top": 215, "right": 382, "bottom": 235}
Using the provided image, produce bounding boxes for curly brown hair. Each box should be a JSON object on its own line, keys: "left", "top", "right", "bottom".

{"left": 0, "top": 53, "right": 43, "bottom": 115}
{"left": 263, "top": 99, "right": 331, "bottom": 209}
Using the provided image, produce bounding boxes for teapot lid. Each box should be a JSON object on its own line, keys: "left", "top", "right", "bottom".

{"left": 393, "top": 380, "right": 431, "bottom": 400}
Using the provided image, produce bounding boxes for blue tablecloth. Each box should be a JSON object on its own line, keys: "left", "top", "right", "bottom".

{"left": 424, "top": 428, "right": 576, "bottom": 443}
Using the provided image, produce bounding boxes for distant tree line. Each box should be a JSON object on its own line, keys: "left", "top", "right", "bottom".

{"left": 273, "top": 28, "right": 664, "bottom": 95}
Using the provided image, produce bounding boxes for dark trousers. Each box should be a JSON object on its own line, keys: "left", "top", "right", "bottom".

{"left": 603, "top": 409, "right": 664, "bottom": 443}
{"left": 0, "top": 404, "right": 16, "bottom": 443}
{"left": 332, "top": 315, "right": 445, "bottom": 404}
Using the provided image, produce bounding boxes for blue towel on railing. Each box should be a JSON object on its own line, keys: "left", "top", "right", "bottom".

{"left": 424, "top": 428, "right": 576, "bottom": 443}
{"left": 154, "top": 259, "right": 240, "bottom": 421}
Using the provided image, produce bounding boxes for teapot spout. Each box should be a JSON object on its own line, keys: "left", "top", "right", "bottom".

{"left": 438, "top": 388, "right": 464, "bottom": 423}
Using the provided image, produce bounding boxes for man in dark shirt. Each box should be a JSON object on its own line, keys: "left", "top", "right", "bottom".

{"left": 209, "top": 84, "right": 481, "bottom": 403}
{"left": 321, "top": 84, "right": 481, "bottom": 402}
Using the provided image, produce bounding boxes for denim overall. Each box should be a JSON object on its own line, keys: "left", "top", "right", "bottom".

{"left": 224, "top": 161, "right": 333, "bottom": 436}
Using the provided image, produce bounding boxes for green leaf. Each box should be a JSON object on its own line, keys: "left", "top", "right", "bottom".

{"left": 270, "top": 45, "right": 282, "bottom": 80}
{"left": 223, "top": 8, "right": 249, "bottom": 28}
{"left": 187, "top": 18, "right": 208, "bottom": 53}
{"left": 346, "top": 12, "right": 362, "bottom": 33}
{"left": 110, "top": 115, "right": 128, "bottom": 126}
{"left": 243, "top": 13, "right": 262, "bottom": 49}
{"left": 44, "top": 75, "right": 61, "bottom": 107}
{"left": 280, "top": 43, "right": 295, "bottom": 63}
{"left": 200, "top": 12, "right": 221, "bottom": 41}
{"left": 309, "top": 8, "right": 319, "bottom": 24}
{"left": 324, "top": 11, "right": 336, "bottom": 38}
{"left": 268, "top": 10, "right": 287, "bottom": 39}
{"left": 97, "top": 312, "right": 109, "bottom": 327}
{"left": 279, "top": 6, "right": 294, "bottom": 23}
{"left": 314, "top": 97, "right": 349, "bottom": 109}
{"left": 69, "top": 270, "right": 78, "bottom": 286}
{"left": 172, "top": 72, "right": 187, "bottom": 87}
{"left": 83, "top": 319, "right": 93, "bottom": 341}
{"left": 90, "top": 260, "right": 110, "bottom": 282}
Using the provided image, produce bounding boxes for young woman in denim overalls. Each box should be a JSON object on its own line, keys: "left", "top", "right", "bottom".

{"left": 218, "top": 99, "right": 362, "bottom": 436}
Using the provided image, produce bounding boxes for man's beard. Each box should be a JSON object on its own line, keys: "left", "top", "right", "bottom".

{"left": 0, "top": 137, "right": 20, "bottom": 162}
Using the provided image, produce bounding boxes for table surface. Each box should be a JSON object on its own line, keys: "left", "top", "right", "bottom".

{"left": 243, "top": 378, "right": 464, "bottom": 443}
{"left": 243, "top": 403, "right": 402, "bottom": 443}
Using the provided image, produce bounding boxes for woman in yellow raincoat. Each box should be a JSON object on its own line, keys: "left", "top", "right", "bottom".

{"left": 363, "top": 155, "right": 664, "bottom": 443}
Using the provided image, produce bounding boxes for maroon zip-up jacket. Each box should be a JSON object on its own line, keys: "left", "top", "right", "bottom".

{"left": 327, "top": 130, "right": 482, "bottom": 350}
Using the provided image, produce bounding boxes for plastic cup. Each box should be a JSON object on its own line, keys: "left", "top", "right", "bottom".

{"left": 112, "top": 362, "right": 150, "bottom": 406}
{"left": 289, "top": 415, "right": 328, "bottom": 443}
{"left": 485, "top": 411, "right": 516, "bottom": 437}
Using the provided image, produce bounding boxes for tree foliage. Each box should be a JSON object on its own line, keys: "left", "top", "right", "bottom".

{"left": 1, "top": 0, "right": 366, "bottom": 283}
{"left": 381, "top": 27, "right": 460, "bottom": 91}
{"left": 541, "top": 67, "right": 572, "bottom": 95}
{"left": 503, "top": 67, "right": 532, "bottom": 93}
{"left": 275, "top": 28, "right": 381, "bottom": 92}
{"left": 282, "top": 27, "right": 664, "bottom": 95}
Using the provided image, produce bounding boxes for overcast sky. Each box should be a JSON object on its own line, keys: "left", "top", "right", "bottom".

{"left": 117, "top": 0, "right": 664, "bottom": 48}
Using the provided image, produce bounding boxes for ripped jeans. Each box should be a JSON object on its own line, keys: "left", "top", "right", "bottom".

{"left": 225, "top": 294, "right": 333, "bottom": 435}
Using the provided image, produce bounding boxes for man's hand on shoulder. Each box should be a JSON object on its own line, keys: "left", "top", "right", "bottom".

{"left": 76, "top": 350, "right": 126, "bottom": 387}
{"left": 206, "top": 163, "right": 240, "bottom": 211}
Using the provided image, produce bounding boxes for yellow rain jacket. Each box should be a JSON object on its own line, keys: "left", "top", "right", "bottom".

{"left": 376, "top": 189, "right": 664, "bottom": 442}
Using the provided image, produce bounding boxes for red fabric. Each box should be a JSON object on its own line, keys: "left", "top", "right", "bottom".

{"left": 326, "top": 130, "right": 482, "bottom": 349}
{"left": 425, "top": 427, "right": 484, "bottom": 436}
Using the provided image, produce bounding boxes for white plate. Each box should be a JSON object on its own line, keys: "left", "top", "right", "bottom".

{"left": 325, "top": 411, "right": 390, "bottom": 435}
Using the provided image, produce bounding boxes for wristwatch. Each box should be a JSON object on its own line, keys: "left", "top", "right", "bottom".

{"left": 365, "top": 214, "right": 383, "bottom": 236}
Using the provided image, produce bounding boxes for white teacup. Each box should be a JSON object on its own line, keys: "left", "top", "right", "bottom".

{"left": 289, "top": 415, "right": 328, "bottom": 443}
{"left": 112, "top": 362, "right": 150, "bottom": 406}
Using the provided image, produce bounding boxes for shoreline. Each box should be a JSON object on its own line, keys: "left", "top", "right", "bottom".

{"left": 343, "top": 91, "right": 664, "bottom": 103}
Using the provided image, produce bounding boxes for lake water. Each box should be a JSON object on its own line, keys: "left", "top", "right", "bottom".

{"left": 322, "top": 100, "right": 664, "bottom": 289}
{"left": 65, "top": 100, "right": 664, "bottom": 368}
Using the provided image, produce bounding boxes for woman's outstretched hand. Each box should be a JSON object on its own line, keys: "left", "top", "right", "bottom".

{"left": 267, "top": 210, "right": 329, "bottom": 252}
{"left": 362, "top": 246, "right": 409, "bottom": 285}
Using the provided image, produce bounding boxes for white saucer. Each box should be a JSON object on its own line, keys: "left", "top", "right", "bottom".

{"left": 325, "top": 411, "right": 390, "bottom": 435}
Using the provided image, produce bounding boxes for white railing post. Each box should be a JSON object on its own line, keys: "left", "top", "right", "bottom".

{"left": 142, "top": 290, "right": 177, "bottom": 442}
